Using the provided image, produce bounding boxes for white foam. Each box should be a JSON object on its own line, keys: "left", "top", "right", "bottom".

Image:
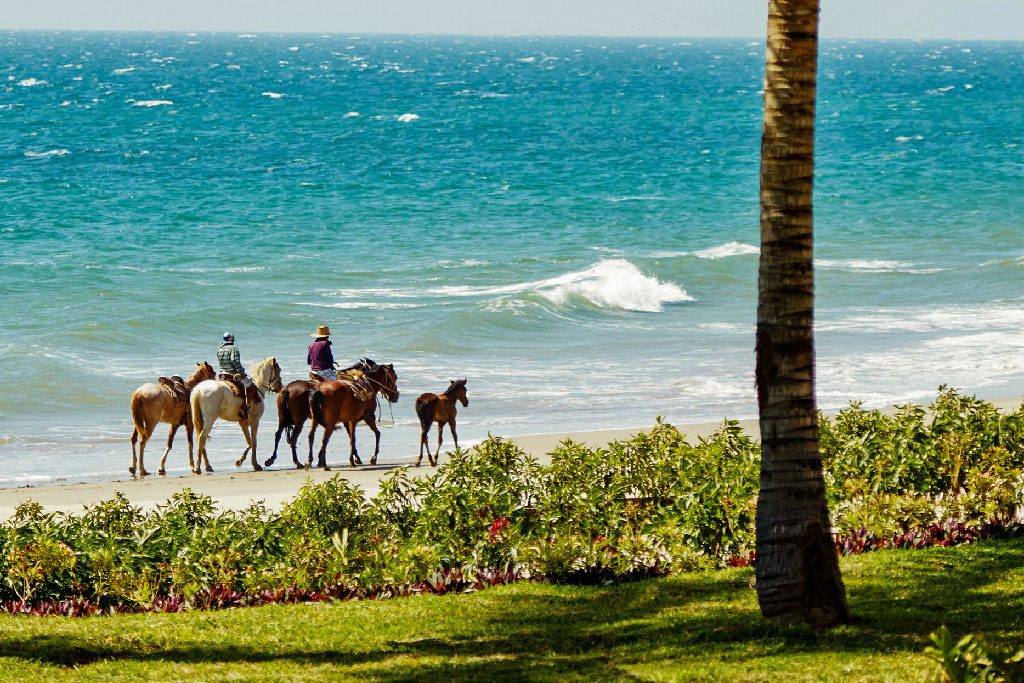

{"left": 533, "top": 259, "right": 694, "bottom": 312}
{"left": 24, "top": 149, "right": 70, "bottom": 157}
{"left": 262, "top": 92, "right": 285, "bottom": 98}
{"left": 315, "top": 259, "right": 693, "bottom": 313}
{"left": 155, "top": 84, "right": 172, "bottom": 90}
{"left": 299, "top": 301, "right": 420, "bottom": 310}
{"left": 238, "top": 34, "right": 257, "bottom": 38}
{"left": 113, "top": 67, "right": 135, "bottom": 74}
{"left": 344, "top": 111, "right": 359, "bottom": 117}
{"left": 692, "top": 241, "right": 759, "bottom": 259}
{"left": 17, "top": 78, "right": 46, "bottom": 86}
{"left": 815, "top": 258, "right": 914, "bottom": 272}
{"left": 131, "top": 100, "right": 173, "bottom": 107}
{"left": 397, "top": 113, "right": 419, "bottom": 122}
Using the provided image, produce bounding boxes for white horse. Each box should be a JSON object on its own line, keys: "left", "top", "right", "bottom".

{"left": 190, "top": 357, "right": 283, "bottom": 474}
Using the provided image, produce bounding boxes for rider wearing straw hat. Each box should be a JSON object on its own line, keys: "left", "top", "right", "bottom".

{"left": 308, "top": 325, "right": 337, "bottom": 381}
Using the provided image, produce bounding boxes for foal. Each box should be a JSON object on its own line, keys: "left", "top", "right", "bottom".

{"left": 415, "top": 379, "right": 468, "bottom": 467}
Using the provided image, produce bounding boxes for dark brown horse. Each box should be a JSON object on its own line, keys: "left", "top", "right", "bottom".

{"left": 415, "top": 379, "right": 468, "bottom": 467}
{"left": 306, "top": 359, "right": 399, "bottom": 470}
{"left": 267, "top": 369, "right": 386, "bottom": 469}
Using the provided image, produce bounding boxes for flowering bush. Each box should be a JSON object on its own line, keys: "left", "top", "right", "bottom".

{"left": 0, "top": 387, "right": 1021, "bottom": 615}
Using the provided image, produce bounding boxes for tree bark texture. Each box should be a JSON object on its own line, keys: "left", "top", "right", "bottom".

{"left": 755, "top": 0, "right": 851, "bottom": 627}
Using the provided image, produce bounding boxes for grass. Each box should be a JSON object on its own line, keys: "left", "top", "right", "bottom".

{"left": 0, "top": 539, "right": 1021, "bottom": 682}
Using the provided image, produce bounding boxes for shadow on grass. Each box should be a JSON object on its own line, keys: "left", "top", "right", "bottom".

{"left": 0, "top": 539, "right": 1020, "bottom": 680}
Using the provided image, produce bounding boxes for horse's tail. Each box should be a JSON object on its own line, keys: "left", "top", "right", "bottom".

{"left": 310, "top": 388, "right": 327, "bottom": 427}
{"left": 415, "top": 395, "right": 436, "bottom": 431}
{"left": 191, "top": 390, "right": 205, "bottom": 435}
{"left": 278, "top": 390, "right": 294, "bottom": 439}
{"left": 131, "top": 392, "right": 150, "bottom": 439}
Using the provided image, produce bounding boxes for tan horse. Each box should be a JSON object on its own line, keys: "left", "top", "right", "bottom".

{"left": 129, "top": 362, "right": 216, "bottom": 477}
{"left": 307, "top": 359, "right": 399, "bottom": 470}
{"left": 415, "top": 379, "right": 468, "bottom": 467}
{"left": 190, "top": 357, "right": 283, "bottom": 474}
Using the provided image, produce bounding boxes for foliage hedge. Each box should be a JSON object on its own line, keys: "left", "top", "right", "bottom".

{"left": 1, "top": 386, "right": 1022, "bottom": 614}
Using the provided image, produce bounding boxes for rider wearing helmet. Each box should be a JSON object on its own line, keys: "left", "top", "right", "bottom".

{"left": 217, "top": 332, "right": 245, "bottom": 376}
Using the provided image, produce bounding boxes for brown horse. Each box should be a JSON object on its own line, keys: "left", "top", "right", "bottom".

{"left": 415, "top": 379, "right": 468, "bottom": 467}
{"left": 129, "top": 361, "right": 216, "bottom": 477}
{"left": 306, "top": 359, "right": 399, "bottom": 470}
{"left": 267, "top": 379, "right": 384, "bottom": 469}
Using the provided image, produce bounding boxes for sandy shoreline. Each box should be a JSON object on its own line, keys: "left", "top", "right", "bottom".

{"left": 0, "top": 396, "right": 1018, "bottom": 520}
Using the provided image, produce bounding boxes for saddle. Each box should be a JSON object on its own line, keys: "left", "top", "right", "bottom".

{"left": 338, "top": 369, "right": 374, "bottom": 402}
{"left": 218, "top": 373, "right": 250, "bottom": 421}
{"left": 307, "top": 369, "right": 373, "bottom": 402}
{"left": 157, "top": 376, "right": 189, "bottom": 403}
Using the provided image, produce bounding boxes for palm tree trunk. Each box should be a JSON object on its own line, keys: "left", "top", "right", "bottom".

{"left": 754, "top": 0, "right": 850, "bottom": 627}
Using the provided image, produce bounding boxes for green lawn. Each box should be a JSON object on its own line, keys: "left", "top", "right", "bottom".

{"left": 1, "top": 539, "right": 1021, "bottom": 682}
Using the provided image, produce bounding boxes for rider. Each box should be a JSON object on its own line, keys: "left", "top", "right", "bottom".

{"left": 218, "top": 332, "right": 249, "bottom": 420}
{"left": 308, "top": 325, "right": 337, "bottom": 380}
{"left": 217, "top": 332, "right": 245, "bottom": 376}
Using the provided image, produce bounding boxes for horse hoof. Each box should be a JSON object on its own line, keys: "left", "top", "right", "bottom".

{"left": 264, "top": 458, "right": 275, "bottom": 467}
{"left": 253, "top": 464, "right": 263, "bottom": 472}
{"left": 324, "top": 466, "right": 331, "bottom": 472}
{"left": 294, "top": 463, "right": 303, "bottom": 470}
{"left": 158, "top": 469, "right": 165, "bottom": 476}
{"left": 304, "top": 464, "right": 310, "bottom": 471}
{"left": 235, "top": 459, "right": 244, "bottom": 468}
{"left": 205, "top": 466, "right": 214, "bottom": 473}
{"left": 140, "top": 469, "right": 150, "bottom": 477}
{"left": 370, "top": 458, "right": 377, "bottom": 466}
{"left": 128, "top": 467, "right": 136, "bottom": 476}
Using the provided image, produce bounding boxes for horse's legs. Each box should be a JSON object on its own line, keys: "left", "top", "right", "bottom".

{"left": 317, "top": 424, "right": 335, "bottom": 471}
{"left": 432, "top": 421, "right": 445, "bottom": 466}
{"left": 184, "top": 418, "right": 195, "bottom": 473}
{"left": 268, "top": 419, "right": 287, "bottom": 467}
{"left": 417, "top": 424, "right": 430, "bottom": 467}
{"left": 130, "top": 428, "right": 140, "bottom": 476}
{"left": 289, "top": 420, "right": 305, "bottom": 469}
{"left": 347, "top": 421, "right": 360, "bottom": 468}
{"left": 235, "top": 420, "right": 262, "bottom": 470}
{"left": 249, "top": 419, "right": 261, "bottom": 471}
{"left": 306, "top": 421, "right": 319, "bottom": 470}
{"left": 157, "top": 419, "right": 182, "bottom": 476}
{"left": 449, "top": 416, "right": 458, "bottom": 451}
{"left": 195, "top": 415, "right": 213, "bottom": 475}
{"left": 136, "top": 417, "right": 157, "bottom": 476}
{"left": 366, "top": 416, "right": 381, "bottom": 466}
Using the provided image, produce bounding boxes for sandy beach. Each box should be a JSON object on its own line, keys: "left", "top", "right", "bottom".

{"left": 0, "top": 417, "right": 760, "bottom": 520}
{"left": 0, "top": 396, "right": 1018, "bottom": 520}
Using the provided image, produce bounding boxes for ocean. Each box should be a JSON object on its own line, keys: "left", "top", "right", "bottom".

{"left": 2, "top": 32, "right": 1022, "bottom": 486}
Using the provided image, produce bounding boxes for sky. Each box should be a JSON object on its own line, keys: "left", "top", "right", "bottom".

{"left": 3, "top": 0, "right": 1023, "bottom": 40}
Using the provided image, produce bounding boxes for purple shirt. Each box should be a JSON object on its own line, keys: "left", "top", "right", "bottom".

{"left": 307, "top": 339, "right": 334, "bottom": 371}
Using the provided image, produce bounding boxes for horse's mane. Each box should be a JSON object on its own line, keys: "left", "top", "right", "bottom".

{"left": 444, "top": 379, "right": 467, "bottom": 397}
{"left": 185, "top": 361, "right": 215, "bottom": 388}
{"left": 250, "top": 357, "right": 280, "bottom": 388}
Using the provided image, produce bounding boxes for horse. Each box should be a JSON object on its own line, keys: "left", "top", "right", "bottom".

{"left": 306, "top": 359, "right": 399, "bottom": 470}
{"left": 190, "top": 357, "right": 283, "bottom": 474}
{"left": 129, "top": 361, "right": 216, "bottom": 477}
{"left": 415, "top": 379, "right": 468, "bottom": 467}
{"left": 267, "top": 368, "right": 387, "bottom": 469}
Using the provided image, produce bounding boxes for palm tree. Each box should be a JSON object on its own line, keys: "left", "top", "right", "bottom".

{"left": 754, "top": 0, "right": 850, "bottom": 627}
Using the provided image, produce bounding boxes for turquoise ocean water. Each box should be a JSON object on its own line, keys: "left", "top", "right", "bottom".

{"left": 1, "top": 32, "right": 1022, "bottom": 486}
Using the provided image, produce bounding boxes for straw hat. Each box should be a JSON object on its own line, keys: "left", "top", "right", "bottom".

{"left": 312, "top": 325, "right": 331, "bottom": 338}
